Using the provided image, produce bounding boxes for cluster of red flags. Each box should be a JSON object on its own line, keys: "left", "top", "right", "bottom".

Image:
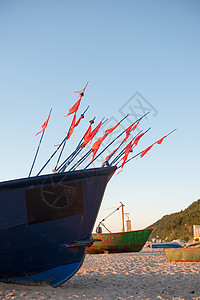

{"left": 120, "top": 141, "right": 134, "bottom": 169}
{"left": 116, "top": 121, "right": 142, "bottom": 170}
{"left": 82, "top": 121, "right": 103, "bottom": 147}
{"left": 34, "top": 83, "right": 171, "bottom": 173}
{"left": 117, "top": 126, "right": 168, "bottom": 171}
{"left": 104, "top": 120, "right": 140, "bottom": 163}
{"left": 91, "top": 122, "right": 121, "bottom": 162}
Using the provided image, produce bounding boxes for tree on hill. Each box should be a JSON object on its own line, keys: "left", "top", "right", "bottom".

{"left": 146, "top": 199, "right": 200, "bottom": 242}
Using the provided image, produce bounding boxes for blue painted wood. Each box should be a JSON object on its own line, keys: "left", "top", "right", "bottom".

{"left": 0, "top": 167, "right": 116, "bottom": 287}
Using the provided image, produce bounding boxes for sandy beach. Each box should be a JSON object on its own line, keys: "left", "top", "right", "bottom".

{"left": 0, "top": 248, "right": 199, "bottom": 300}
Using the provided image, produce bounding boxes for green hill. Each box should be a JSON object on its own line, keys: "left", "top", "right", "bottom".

{"left": 146, "top": 199, "right": 200, "bottom": 242}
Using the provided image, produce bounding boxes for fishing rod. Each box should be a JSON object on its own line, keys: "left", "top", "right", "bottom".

{"left": 110, "top": 127, "right": 151, "bottom": 166}
{"left": 54, "top": 105, "right": 89, "bottom": 171}
{"left": 29, "top": 108, "right": 52, "bottom": 177}
{"left": 105, "top": 111, "right": 150, "bottom": 164}
{"left": 59, "top": 118, "right": 108, "bottom": 172}
{"left": 118, "top": 128, "right": 177, "bottom": 168}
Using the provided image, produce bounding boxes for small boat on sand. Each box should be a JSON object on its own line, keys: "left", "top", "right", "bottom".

{"left": 164, "top": 246, "right": 200, "bottom": 262}
{"left": 87, "top": 203, "right": 153, "bottom": 254}
{"left": 151, "top": 241, "right": 183, "bottom": 249}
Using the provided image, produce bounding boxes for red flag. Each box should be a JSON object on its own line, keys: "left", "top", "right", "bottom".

{"left": 134, "top": 133, "right": 145, "bottom": 146}
{"left": 157, "top": 135, "right": 167, "bottom": 145}
{"left": 67, "top": 113, "right": 76, "bottom": 140}
{"left": 104, "top": 122, "right": 120, "bottom": 138}
{"left": 74, "top": 82, "right": 89, "bottom": 93}
{"left": 82, "top": 121, "right": 102, "bottom": 147}
{"left": 140, "top": 144, "right": 154, "bottom": 158}
{"left": 75, "top": 114, "right": 84, "bottom": 127}
{"left": 35, "top": 112, "right": 51, "bottom": 136}
{"left": 89, "top": 121, "right": 102, "bottom": 143}
{"left": 123, "top": 124, "right": 133, "bottom": 143}
{"left": 132, "top": 121, "right": 139, "bottom": 132}
{"left": 64, "top": 98, "right": 81, "bottom": 117}
{"left": 124, "top": 141, "right": 133, "bottom": 155}
{"left": 82, "top": 124, "right": 92, "bottom": 146}
{"left": 105, "top": 148, "right": 117, "bottom": 161}
{"left": 121, "top": 141, "right": 133, "bottom": 169}
{"left": 91, "top": 136, "right": 105, "bottom": 162}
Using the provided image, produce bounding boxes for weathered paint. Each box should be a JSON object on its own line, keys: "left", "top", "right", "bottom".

{"left": 164, "top": 248, "right": 200, "bottom": 262}
{"left": 87, "top": 228, "right": 153, "bottom": 254}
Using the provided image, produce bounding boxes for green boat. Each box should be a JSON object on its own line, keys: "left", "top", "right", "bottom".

{"left": 87, "top": 203, "right": 153, "bottom": 254}
{"left": 164, "top": 247, "right": 200, "bottom": 262}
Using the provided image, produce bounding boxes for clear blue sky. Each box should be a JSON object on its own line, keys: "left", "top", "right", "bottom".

{"left": 0, "top": 0, "right": 199, "bottom": 232}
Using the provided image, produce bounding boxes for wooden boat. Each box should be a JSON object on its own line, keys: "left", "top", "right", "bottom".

{"left": 0, "top": 167, "right": 116, "bottom": 287}
{"left": 164, "top": 247, "right": 200, "bottom": 262}
{"left": 87, "top": 203, "right": 153, "bottom": 254}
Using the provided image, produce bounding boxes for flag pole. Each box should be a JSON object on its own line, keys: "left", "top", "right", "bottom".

{"left": 28, "top": 108, "right": 52, "bottom": 177}
{"left": 36, "top": 131, "right": 71, "bottom": 176}
{"left": 104, "top": 111, "right": 150, "bottom": 164}
{"left": 54, "top": 106, "right": 90, "bottom": 171}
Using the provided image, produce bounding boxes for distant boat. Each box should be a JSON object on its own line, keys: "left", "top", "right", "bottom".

{"left": 164, "top": 247, "right": 200, "bottom": 262}
{"left": 0, "top": 167, "right": 116, "bottom": 287}
{"left": 87, "top": 202, "right": 153, "bottom": 254}
{"left": 151, "top": 241, "right": 183, "bottom": 249}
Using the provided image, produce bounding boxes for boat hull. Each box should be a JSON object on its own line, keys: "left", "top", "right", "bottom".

{"left": 0, "top": 167, "right": 116, "bottom": 286}
{"left": 87, "top": 229, "right": 153, "bottom": 254}
{"left": 151, "top": 242, "right": 182, "bottom": 249}
{"left": 164, "top": 248, "right": 200, "bottom": 262}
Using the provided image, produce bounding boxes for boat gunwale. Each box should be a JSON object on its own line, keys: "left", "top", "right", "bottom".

{"left": 92, "top": 228, "right": 154, "bottom": 235}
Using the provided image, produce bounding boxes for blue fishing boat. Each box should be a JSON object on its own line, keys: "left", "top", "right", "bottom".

{"left": 0, "top": 167, "right": 116, "bottom": 287}
{"left": 151, "top": 242, "right": 183, "bottom": 249}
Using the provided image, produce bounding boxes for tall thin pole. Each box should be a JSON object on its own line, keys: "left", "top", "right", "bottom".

{"left": 121, "top": 202, "right": 125, "bottom": 232}
{"left": 29, "top": 108, "right": 52, "bottom": 177}
{"left": 37, "top": 132, "right": 70, "bottom": 176}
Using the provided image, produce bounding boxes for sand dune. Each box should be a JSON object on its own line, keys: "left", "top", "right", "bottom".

{"left": 0, "top": 249, "right": 199, "bottom": 299}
